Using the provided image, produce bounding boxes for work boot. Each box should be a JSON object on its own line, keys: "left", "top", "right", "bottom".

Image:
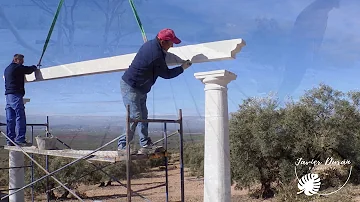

{"left": 6, "top": 142, "right": 14, "bottom": 146}
{"left": 138, "top": 142, "right": 154, "bottom": 155}
{"left": 15, "top": 141, "right": 32, "bottom": 147}
{"left": 117, "top": 148, "right": 138, "bottom": 156}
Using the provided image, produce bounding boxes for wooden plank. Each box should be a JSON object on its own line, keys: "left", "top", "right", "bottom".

{"left": 3, "top": 146, "right": 167, "bottom": 163}
{"left": 25, "top": 38, "right": 246, "bottom": 82}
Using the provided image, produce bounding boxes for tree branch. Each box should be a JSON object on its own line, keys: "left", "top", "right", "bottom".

{"left": 0, "top": 6, "right": 38, "bottom": 54}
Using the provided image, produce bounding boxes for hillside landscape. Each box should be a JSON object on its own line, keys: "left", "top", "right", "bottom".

{"left": 1, "top": 0, "right": 360, "bottom": 201}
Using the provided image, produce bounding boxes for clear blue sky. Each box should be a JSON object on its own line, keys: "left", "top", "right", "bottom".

{"left": 0, "top": 0, "right": 359, "bottom": 118}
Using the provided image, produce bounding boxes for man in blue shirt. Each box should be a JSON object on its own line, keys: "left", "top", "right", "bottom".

{"left": 4, "top": 54, "right": 37, "bottom": 146}
{"left": 118, "top": 28, "right": 192, "bottom": 154}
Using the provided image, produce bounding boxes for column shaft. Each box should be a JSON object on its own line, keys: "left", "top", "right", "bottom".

{"left": 203, "top": 84, "right": 231, "bottom": 202}
{"left": 194, "top": 70, "right": 237, "bottom": 202}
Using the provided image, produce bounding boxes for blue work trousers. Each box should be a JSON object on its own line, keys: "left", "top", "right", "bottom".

{"left": 118, "top": 79, "right": 151, "bottom": 149}
{"left": 5, "top": 93, "right": 27, "bottom": 144}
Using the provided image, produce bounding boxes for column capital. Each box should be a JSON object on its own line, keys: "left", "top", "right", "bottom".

{"left": 194, "top": 70, "right": 237, "bottom": 87}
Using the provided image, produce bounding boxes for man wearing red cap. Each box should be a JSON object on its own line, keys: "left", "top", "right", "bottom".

{"left": 118, "top": 28, "right": 192, "bottom": 154}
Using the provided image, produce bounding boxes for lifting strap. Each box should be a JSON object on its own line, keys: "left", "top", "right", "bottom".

{"left": 37, "top": 0, "right": 64, "bottom": 67}
{"left": 128, "top": 0, "right": 156, "bottom": 118}
{"left": 38, "top": 0, "right": 144, "bottom": 67}
{"left": 128, "top": 0, "right": 147, "bottom": 43}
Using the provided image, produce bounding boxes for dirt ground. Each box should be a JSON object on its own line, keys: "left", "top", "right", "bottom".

{"left": 32, "top": 163, "right": 266, "bottom": 202}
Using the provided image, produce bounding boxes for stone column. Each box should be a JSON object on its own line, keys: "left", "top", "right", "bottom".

{"left": 9, "top": 152, "right": 24, "bottom": 202}
{"left": 8, "top": 98, "right": 30, "bottom": 202}
{"left": 194, "top": 70, "right": 237, "bottom": 202}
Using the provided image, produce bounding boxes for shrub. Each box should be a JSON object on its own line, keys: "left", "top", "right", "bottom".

{"left": 230, "top": 84, "right": 360, "bottom": 199}
{"left": 183, "top": 142, "right": 204, "bottom": 177}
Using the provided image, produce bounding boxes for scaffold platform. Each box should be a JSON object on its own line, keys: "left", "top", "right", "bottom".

{"left": 3, "top": 146, "right": 167, "bottom": 163}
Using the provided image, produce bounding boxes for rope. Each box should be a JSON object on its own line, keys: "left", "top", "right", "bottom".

{"left": 37, "top": 0, "right": 64, "bottom": 67}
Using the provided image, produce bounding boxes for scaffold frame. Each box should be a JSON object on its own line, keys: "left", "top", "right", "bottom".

{"left": 0, "top": 105, "right": 185, "bottom": 202}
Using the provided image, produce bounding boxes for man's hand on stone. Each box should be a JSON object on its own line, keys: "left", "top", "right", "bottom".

{"left": 181, "top": 60, "right": 192, "bottom": 70}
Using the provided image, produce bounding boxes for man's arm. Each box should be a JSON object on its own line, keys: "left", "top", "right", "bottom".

{"left": 18, "top": 65, "right": 37, "bottom": 74}
{"left": 156, "top": 58, "right": 184, "bottom": 79}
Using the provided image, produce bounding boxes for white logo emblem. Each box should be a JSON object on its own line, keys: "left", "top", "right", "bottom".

{"left": 297, "top": 173, "right": 321, "bottom": 196}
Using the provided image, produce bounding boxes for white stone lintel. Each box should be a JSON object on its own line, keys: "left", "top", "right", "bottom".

{"left": 25, "top": 39, "right": 245, "bottom": 82}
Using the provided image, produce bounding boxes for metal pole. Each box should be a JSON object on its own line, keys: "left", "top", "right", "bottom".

{"left": 48, "top": 162, "right": 114, "bottom": 192}
{"left": 1, "top": 129, "right": 122, "bottom": 201}
{"left": 31, "top": 126, "right": 34, "bottom": 202}
{"left": 153, "top": 130, "right": 179, "bottom": 145}
{"left": 52, "top": 127, "right": 150, "bottom": 201}
{"left": 0, "top": 131, "right": 84, "bottom": 202}
{"left": 0, "top": 166, "right": 32, "bottom": 169}
{"left": 126, "top": 104, "right": 132, "bottom": 202}
{"left": 164, "top": 123, "right": 169, "bottom": 202}
{"left": 179, "top": 109, "right": 185, "bottom": 202}
{"left": 46, "top": 158, "right": 150, "bottom": 202}
{"left": 0, "top": 188, "right": 22, "bottom": 191}
{"left": 46, "top": 116, "right": 50, "bottom": 202}
{"left": 130, "top": 118, "right": 179, "bottom": 123}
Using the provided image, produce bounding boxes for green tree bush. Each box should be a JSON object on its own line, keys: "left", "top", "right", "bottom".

{"left": 183, "top": 142, "right": 204, "bottom": 177}
{"left": 230, "top": 84, "right": 360, "bottom": 199}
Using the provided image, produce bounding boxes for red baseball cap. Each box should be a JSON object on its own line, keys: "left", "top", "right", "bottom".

{"left": 157, "top": 28, "right": 181, "bottom": 44}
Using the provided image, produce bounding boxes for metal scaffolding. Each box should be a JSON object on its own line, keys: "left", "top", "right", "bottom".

{"left": 0, "top": 105, "right": 185, "bottom": 202}
{"left": 124, "top": 105, "right": 185, "bottom": 202}
{"left": 0, "top": 118, "right": 49, "bottom": 202}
